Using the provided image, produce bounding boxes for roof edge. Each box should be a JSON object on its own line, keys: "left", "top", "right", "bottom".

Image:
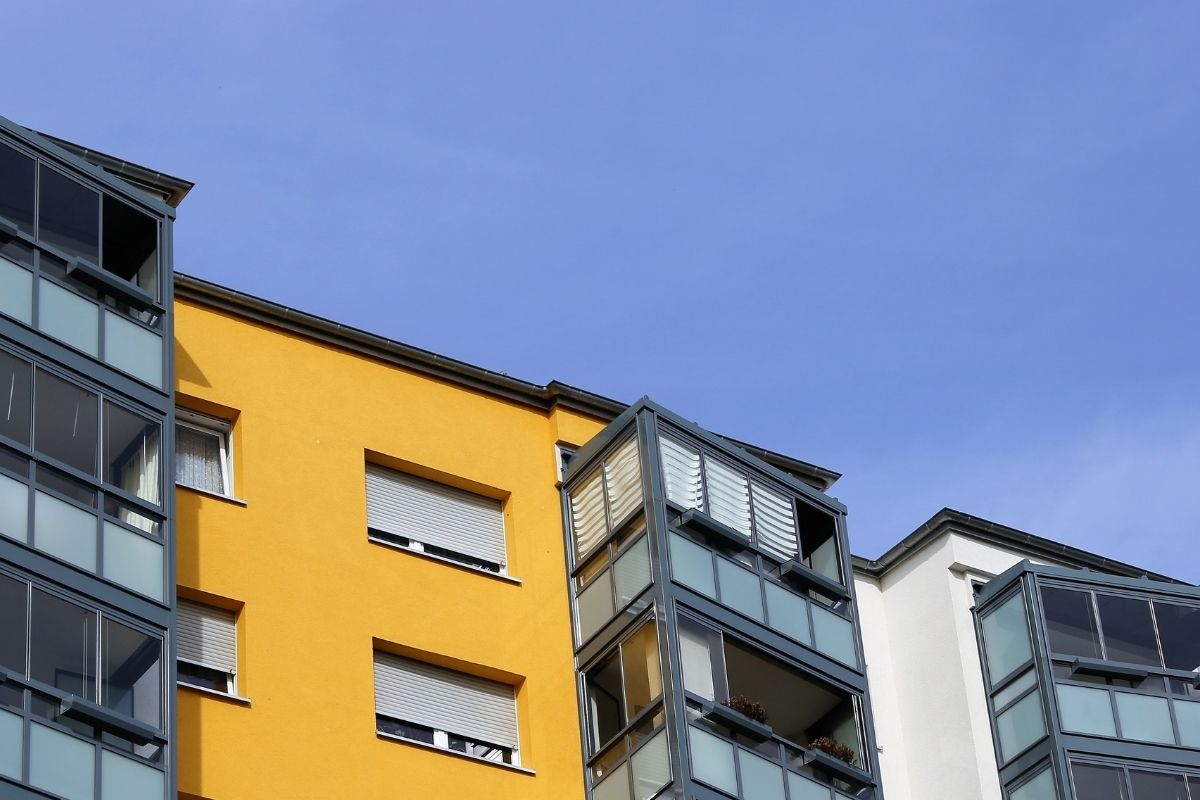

{"left": 38, "top": 131, "right": 194, "bottom": 208}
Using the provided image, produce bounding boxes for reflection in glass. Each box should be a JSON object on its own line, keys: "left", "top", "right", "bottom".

{"left": 1096, "top": 594, "right": 1160, "bottom": 666}
{"left": 30, "top": 588, "right": 96, "bottom": 700}
{"left": 1071, "top": 762, "right": 1127, "bottom": 800}
{"left": 1040, "top": 587, "right": 1102, "bottom": 659}
{"left": 38, "top": 164, "right": 99, "bottom": 263}
{"left": 1128, "top": 770, "right": 1187, "bottom": 800}
{"left": 34, "top": 369, "right": 97, "bottom": 474}
{"left": 0, "top": 350, "right": 31, "bottom": 446}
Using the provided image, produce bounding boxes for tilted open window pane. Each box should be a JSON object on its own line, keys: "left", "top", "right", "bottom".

{"left": 1040, "top": 586, "right": 1101, "bottom": 660}
{"left": 104, "top": 401, "right": 161, "bottom": 506}
{"left": 1153, "top": 602, "right": 1200, "bottom": 673}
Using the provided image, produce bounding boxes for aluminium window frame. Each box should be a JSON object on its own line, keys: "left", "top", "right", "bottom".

{"left": 174, "top": 408, "right": 233, "bottom": 499}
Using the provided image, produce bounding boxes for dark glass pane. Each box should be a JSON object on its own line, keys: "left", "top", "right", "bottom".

{"left": 103, "top": 496, "right": 161, "bottom": 538}
{"left": 1096, "top": 594, "right": 1160, "bottom": 666}
{"left": 103, "top": 401, "right": 161, "bottom": 505}
{"left": 798, "top": 501, "right": 840, "bottom": 582}
{"left": 35, "top": 464, "right": 96, "bottom": 507}
{"left": 0, "top": 682, "right": 21, "bottom": 709}
{"left": 0, "top": 444, "right": 28, "bottom": 476}
{"left": 0, "top": 350, "right": 32, "bottom": 447}
{"left": 0, "top": 573, "right": 27, "bottom": 674}
{"left": 376, "top": 715, "right": 435, "bottom": 743}
{"left": 38, "top": 165, "right": 98, "bottom": 263}
{"left": 0, "top": 237, "right": 34, "bottom": 267}
{"left": 101, "top": 195, "right": 157, "bottom": 297}
{"left": 1071, "top": 762, "right": 1128, "bottom": 800}
{"left": 33, "top": 369, "right": 97, "bottom": 474}
{"left": 1040, "top": 587, "right": 1102, "bottom": 659}
{"left": 1129, "top": 770, "right": 1187, "bottom": 800}
{"left": 101, "top": 618, "right": 161, "bottom": 728}
{"left": 178, "top": 661, "right": 229, "bottom": 693}
{"left": 0, "top": 141, "right": 35, "bottom": 234}
{"left": 30, "top": 588, "right": 96, "bottom": 700}
{"left": 1154, "top": 602, "right": 1200, "bottom": 673}
{"left": 587, "top": 651, "right": 624, "bottom": 751}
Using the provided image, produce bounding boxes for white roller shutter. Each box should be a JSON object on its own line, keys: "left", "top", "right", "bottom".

{"left": 659, "top": 436, "right": 704, "bottom": 511}
{"left": 373, "top": 652, "right": 519, "bottom": 750}
{"left": 751, "top": 480, "right": 799, "bottom": 560}
{"left": 570, "top": 470, "right": 608, "bottom": 559}
{"left": 703, "top": 458, "right": 752, "bottom": 537}
{"left": 603, "top": 436, "right": 643, "bottom": 529}
{"left": 177, "top": 600, "right": 236, "bottom": 675}
{"left": 366, "top": 464, "right": 506, "bottom": 568}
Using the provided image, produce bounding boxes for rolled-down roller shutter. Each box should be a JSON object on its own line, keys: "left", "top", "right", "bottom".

{"left": 177, "top": 600, "right": 236, "bottom": 675}
{"left": 366, "top": 464, "right": 506, "bottom": 568}
{"left": 373, "top": 652, "right": 519, "bottom": 750}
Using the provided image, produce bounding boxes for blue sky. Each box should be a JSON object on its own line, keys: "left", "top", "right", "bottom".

{"left": 8, "top": 2, "right": 1199, "bottom": 581}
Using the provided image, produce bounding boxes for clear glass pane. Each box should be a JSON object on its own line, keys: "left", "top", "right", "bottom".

{"left": 787, "top": 771, "right": 833, "bottom": 800}
{"left": 0, "top": 350, "right": 32, "bottom": 447}
{"left": 981, "top": 592, "right": 1033, "bottom": 683}
{"left": 34, "top": 490, "right": 97, "bottom": 571}
{"left": 103, "top": 401, "right": 161, "bottom": 504}
{"left": 29, "top": 722, "right": 96, "bottom": 800}
{"left": 812, "top": 604, "right": 858, "bottom": 667}
{"left": 31, "top": 587, "right": 96, "bottom": 699}
{"left": 578, "top": 570, "right": 615, "bottom": 643}
{"left": 104, "top": 311, "right": 163, "bottom": 387}
{"left": 0, "top": 255, "right": 32, "bottom": 325}
{"left": 995, "top": 689, "right": 1046, "bottom": 762}
{"left": 1153, "top": 602, "right": 1200, "bottom": 673}
{"left": 0, "top": 140, "right": 36, "bottom": 233}
{"left": 765, "top": 581, "right": 811, "bottom": 646}
{"left": 1010, "top": 767, "right": 1057, "bottom": 800}
{"left": 34, "top": 368, "right": 97, "bottom": 474}
{"left": 1056, "top": 684, "right": 1116, "bottom": 737}
{"left": 622, "top": 623, "right": 663, "bottom": 721}
{"left": 1040, "top": 587, "right": 1102, "bottom": 660}
{"left": 38, "top": 278, "right": 99, "bottom": 356}
{"left": 103, "top": 522, "right": 164, "bottom": 601}
{"left": 994, "top": 669, "right": 1038, "bottom": 711}
{"left": 1173, "top": 699, "right": 1200, "bottom": 747}
{"left": 688, "top": 726, "right": 738, "bottom": 795}
{"left": 1096, "top": 594, "right": 1161, "bottom": 666}
{"left": 101, "top": 749, "right": 165, "bottom": 800}
{"left": 614, "top": 536, "right": 652, "bottom": 608}
{"left": 38, "top": 165, "right": 99, "bottom": 263}
{"left": 587, "top": 652, "right": 624, "bottom": 751}
{"left": 1128, "top": 770, "right": 1187, "bottom": 800}
{"left": 631, "top": 729, "right": 670, "bottom": 800}
{"left": 0, "top": 573, "right": 27, "bottom": 674}
{"left": 593, "top": 760, "right": 632, "bottom": 800}
{"left": 0, "top": 470, "right": 29, "bottom": 543}
{"left": 1114, "top": 692, "right": 1173, "bottom": 743}
{"left": 102, "top": 618, "right": 162, "bottom": 729}
{"left": 1070, "top": 762, "right": 1128, "bottom": 800}
{"left": 0, "top": 707, "right": 20, "bottom": 779}
{"left": 669, "top": 533, "right": 715, "bottom": 597}
{"left": 717, "top": 556, "right": 764, "bottom": 621}
{"left": 740, "top": 748, "right": 786, "bottom": 799}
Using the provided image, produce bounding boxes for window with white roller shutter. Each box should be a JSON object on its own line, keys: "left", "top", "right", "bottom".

{"left": 177, "top": 599, "right": 237, "bottom": 694}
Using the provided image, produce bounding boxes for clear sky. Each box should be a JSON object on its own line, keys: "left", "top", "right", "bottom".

{"left": 8, "top": 2, "right": 1198, "bottom": 581}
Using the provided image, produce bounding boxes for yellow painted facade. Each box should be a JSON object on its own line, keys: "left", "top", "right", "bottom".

{"left": 174, "top": 295, "right": 607, "bottom": 799}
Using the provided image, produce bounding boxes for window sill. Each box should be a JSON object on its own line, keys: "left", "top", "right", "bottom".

{"left": 368, "top": 536, "right": 522, "bottom": 585}
{"left": 176, "top": 483, "right": 247, "bottom": 506}
{"left": 376, "top": 731, "right": 535, "bottom": 775}
{"left": 178, "top": 682, "right": 251, "bottom": 705}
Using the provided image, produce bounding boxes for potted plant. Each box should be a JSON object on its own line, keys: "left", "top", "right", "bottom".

{"left": 808, "top": 736, "right": 856, "bottom": 764}
{"left": 721, "top": 695, "right": 769, "bottom": 725}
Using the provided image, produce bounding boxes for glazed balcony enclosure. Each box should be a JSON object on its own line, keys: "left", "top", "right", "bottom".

{"left": 562, "top": 400, "right": 881, "bottom": 800}
{"left": 975, "top": 562, "right": 1200, "bottom": 800}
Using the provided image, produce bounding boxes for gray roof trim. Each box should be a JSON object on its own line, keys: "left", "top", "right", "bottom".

{"left": 173, "top": 273, "right": 840, "bottom": 489}
{"left": 852, "top": 507, "right": 1187, "bottom": 585}
{"left": 37, "top": 131, "right": 194, "bottom": 208}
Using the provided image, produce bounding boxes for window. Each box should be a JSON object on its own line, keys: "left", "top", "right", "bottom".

{"left": 574, "top": 518, "right": 651, "bottom": 644}
{"left": 568, "top": 435, "right": 644, "bottom": 563}
{"left": 366, "top": 463, "right": 506, "bottom": 574}
{"left": 556, "top": 444, "right": 576, "bottom": 481}
{"left": 175, "top": 410, "right": 232, "bottom": 497}
{"left": 373, "top": 651, "right": 519, "bottom": 765}
{"left": 177, "top": 600, "right": 238, "bottom": 695}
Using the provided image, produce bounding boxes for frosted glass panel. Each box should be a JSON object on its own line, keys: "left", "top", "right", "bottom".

{"left": 739, "top": 749, "right": 785, "bottom": 799}
{"left": 593, "top": 761, "right": 632, "bottom": 800}
{"left": 1175, "top": 699, "right": 1200, "bottom": 747}
{"left": 1056, "top": 684, "right": 1115, "bottom": 737}
{"left": 812, "top": 605, "right": 858, "bottom": 666}
{"left": 103, "top": 521, "right": 164, "bottom": 601}
{"left": 981, "top": 592, "right": 1033, "bottom": 684}
{"left": 996, "top": 689, "right": 1046, "bottom": 762}
{"left": 39, "top": 279, "right": 98, "bottom": 356}
{"left": 101, "top": 749, "right": 165, "bottom": 800}
{"left": 104, "top": 311, "right": 162, "bottom": 387}
{"left": 0, "top": 472, "right": 28, "bottom": 543}
{"left": 578, "top": 571, "right": 614, "bottom": 643}
{"left": 688, "top": 726, "right": 738, "bottom": 795}
{"left": 0, "top": 708, "right": 20, "bottom": 779}
{"left": 788, "top": 771, "right": 833, "bottom": 800}
{"left": 1115, "top": 692, "right": 1173, "bottom": 743}
{"left": 631, "top": 730, "right": 670, "bottom": 800}
{"left": 717, "top": 557, "right": 764, "bottom": 621}
{"left": 765, "top": 582, "right": 811, "bottom": 645}
{"left": 34, "top": 490, "right": 97, "bottom": 571}
{"left": 30, "top": 722, "right": 95, "bottom": 800}
{"left": 669, "top": 533, "right": 715, "bottom": 597}
{"left": 0, "top": 256, "right": 32, "bottom": 324}
{"left": 1011, "top": 768, "right": 1057, "bottom": 800}
{"left": 614, "top": 536, "right": 652, "bottom": 608}
{"left": 993, "top": 669, "right": 1038, "bottom": 710}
